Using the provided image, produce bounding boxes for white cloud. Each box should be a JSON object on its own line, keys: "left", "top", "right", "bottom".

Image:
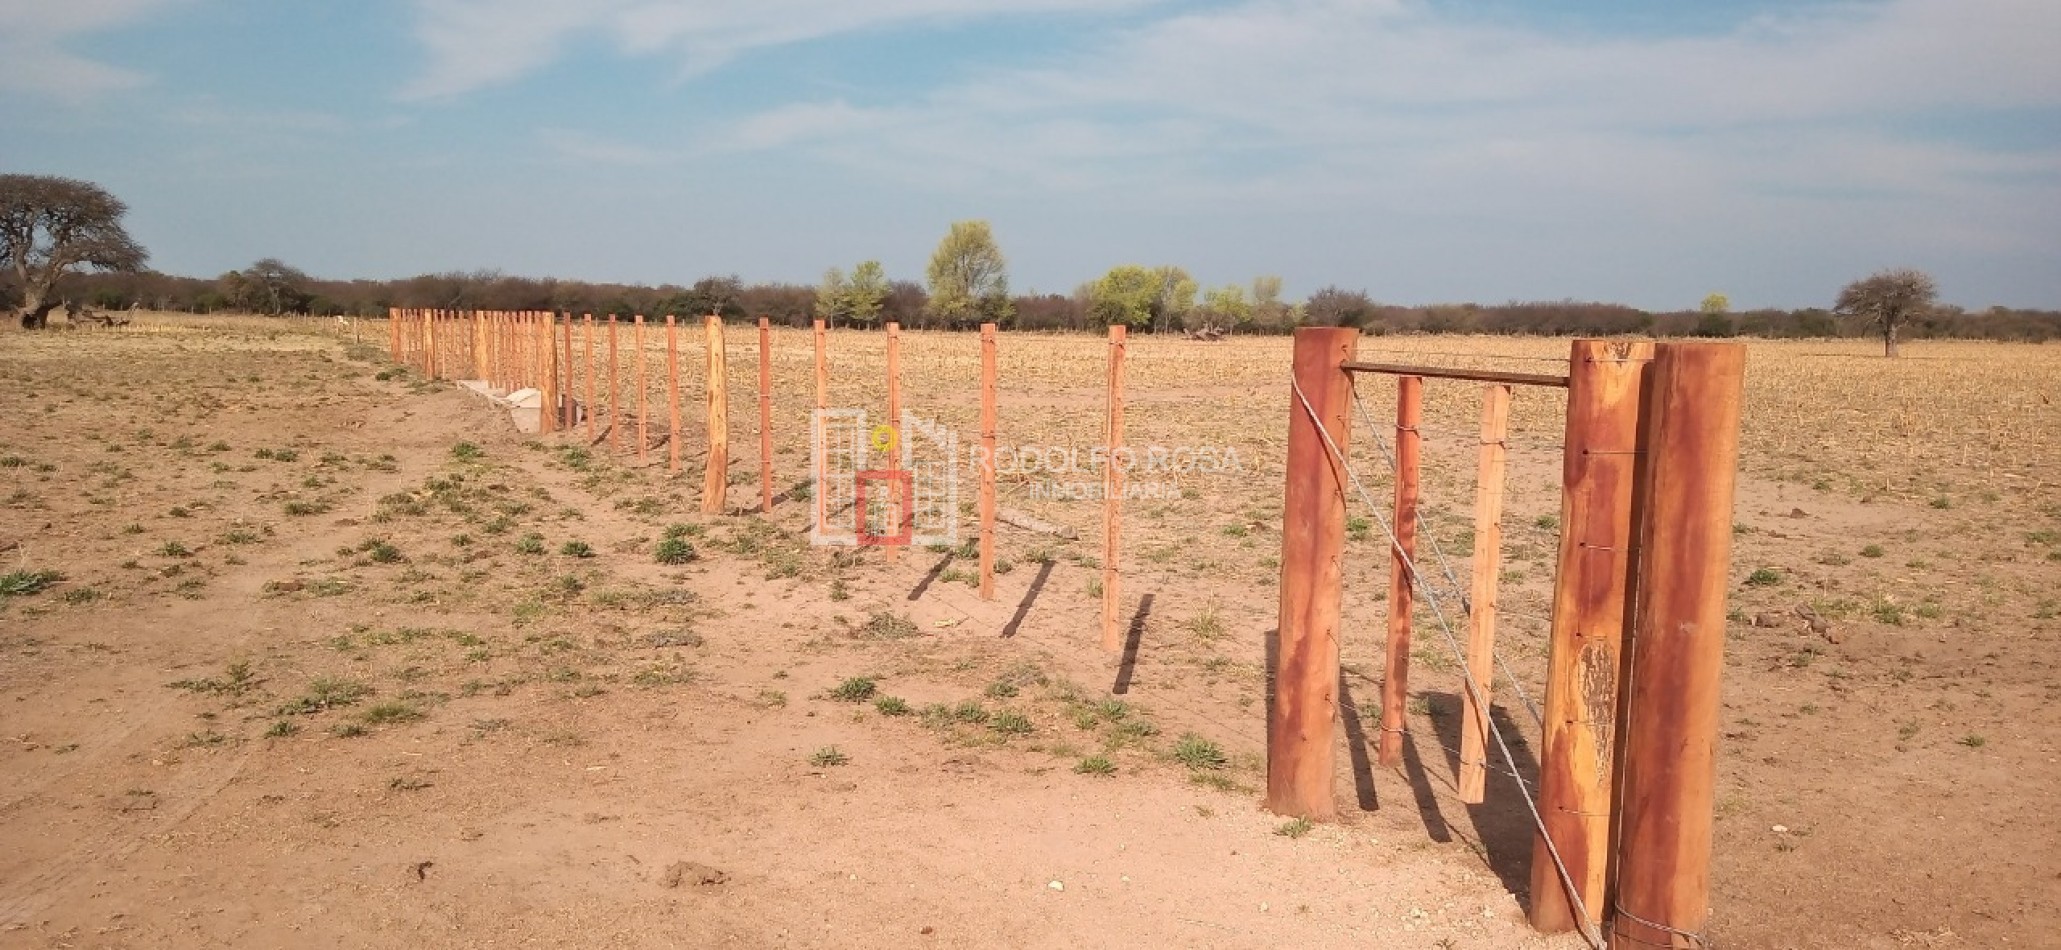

{"left": 0, "top": 0, "right": 182, "bottom": 98}
{"left": 390, "top": 0, "right": 2058, "bottom": 304}
{"left": 399, "top": 0, "right": 1157, "bottom": 100}
{"left": 706, "top": 0, "right": 2061, "bottom": 286}
{"left": 536, "top": 128, "right": 670, "bottom": 167}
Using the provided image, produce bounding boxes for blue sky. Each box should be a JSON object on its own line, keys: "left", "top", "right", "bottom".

{"left": 2, "top": 0, "right": 2056, "bottom": 309}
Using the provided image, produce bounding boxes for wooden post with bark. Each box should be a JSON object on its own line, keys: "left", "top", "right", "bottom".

{"left": 473, "top": 311, "right": 488, "bottom": 380}
{"left": 583, "top": 315, "right": 596, "bottom": 441}
{"left": 388, "top": 307, "right": 400, "bottom": 363}
{"left": 813, "top": 318, "right": 828, "bottom": 532}
{"left": 667, "top": 315, "right": 683, "bottom": 474}
{"left": 1266, "top": 326, "right": 1359, "bottom": 820}
{"left": 1377, "top": 375, "right": 1422, "bottom": 768}
{"left": 537, "top": 313, "right": 556, "bottom": 435}
{"left": 559, "top": 311, "right": 575, "bottom": 428}
{"left": 978, "top": 323, "right": 998, "bottom": 601}
{"left": 758, "top": 316, "right": 773, "bottom": 513}
{"left": 634, "top": 315, "right": 649, "bottom": 463}
{"left": 1529, "top": 339, "right": 1654, "bottom": 933}
{"left": 607, "top": 316, "right": 621, "bottom": 453}
{"left": 884, "top": 321, "right": 904, "bottom": 558}
{"left": 1612, "top": 342, "right": 1745, "bottom": 949}
{"left": 1458, "top": 383, "right": 1511, "bottom": 804}
{"left": 1100, "top": 324, "right": 1127, "bottom": 652}
{"left": 703, "top": 315, "right": 729, "bottom": 515}
{"left": 423, "top": 309, "right": 439, "bottom": 381}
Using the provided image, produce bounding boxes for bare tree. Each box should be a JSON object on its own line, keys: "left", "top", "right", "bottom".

{"left": 1835, "top": 268, "right": 1937, "bottom": 358}
{"left": 1, "top": 175, "right": 148, "bottom": 329}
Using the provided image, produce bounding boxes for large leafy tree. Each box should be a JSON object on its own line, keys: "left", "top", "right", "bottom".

{"left": 1, "top": 174, "right": 148, "bottom": 329}
{"left": 924, "top": 220, "right": 1011, "bottom": 328}
{"left": 814, "top": 260, "right": 889, "bottom": 327}
{"left": 814, "top": 267, "right": 847, "bottom": 324}
{"left": 845, "top": 260, "right": 888, "bottom": 327}
{"left": 221, "top": 258, "right": 313, "bottom": 314}
{"left": 1086, "top": 264, "right": 1160, "bottom": 328}
{"left": 1150, "top": 265, "right": 1197, "bottom": 333}
{"left": 1086, "top": 263, "right": 1199, "bottom": 330}
{"left": 1835, "top": 268, "right": 1937, "bottom": 358}
{"left": 1198, "top": 283, "right": 1252, "bottom": 330}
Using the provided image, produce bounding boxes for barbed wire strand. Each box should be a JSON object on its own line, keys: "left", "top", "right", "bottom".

{"left": 1350, "top": 387, "right": 1548, "bottom": 732}
{"left": 1293, "top": 375, "right": 1605, "bottom": 950}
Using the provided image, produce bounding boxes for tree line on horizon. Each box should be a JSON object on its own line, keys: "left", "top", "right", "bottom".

{"left": 7, "top": 173, "right": 2059, "bottom": 347}
{"left": 42, "top": 259, "right": 2061, "bottom": 345}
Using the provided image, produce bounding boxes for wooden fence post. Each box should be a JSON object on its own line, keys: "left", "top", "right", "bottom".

{"left": 978, "top": 323, "right": 998, "bottom": 601}
{"left": 758, "top": 316, "right": 773, "bottom": 513}
{"left": 1266, "top": 326, "right": 1359, "bottom": 820}
{"left": 1101, "top": 324, "right": 1127, "bottom": 652}
{"left": 813, "top": 318, "right": 828, "bottom": 532}
{"left": 538, "top": 313, "right": 556, "bottom": 435}
{"left": 472, "top": 311, "right": 487, "bottom": 380}
{"left": 667, "top": 315, "right": 682, "bottom": 474}
{"left": 703, "top": 315, "right": 729, "bottom": 514}
{"left": 522, "top": 312, "right": 532, "bottom": 390}
{"left": 1529, "top": 339, "right": 1654, "bottom": 933}
{"left": 884, "top": 321, "right": 903, "bottom": 558}
{"left": 1612, "top": 342, "right": 1745, "bottom": 949}
{"left": 583, "top": 314, "right": 596, "bottom": 441}
{"left": 1459, "top": 383, "right": 1512, "bottom": 804}
{"left": 1377, "top": 375, "right": 1422, "bottom": 767}
{"left": 387, "top": 307, "right": 400, "bottom": 362}
{"left": 634, "top": 315, "right": 649, "bottom": 462}
{"left": 424, "top": 309, "right": 439, "bottom": 380}
{"left": 559, "top": 310, "right": 575, "bottom": 428}
{"left": 607, "top": 316, "right": 621, "bottom": 453}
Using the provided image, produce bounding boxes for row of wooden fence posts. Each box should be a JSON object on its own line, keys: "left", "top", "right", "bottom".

{"left": 386, "top": 310, "right": 1030, "bottom": 603}
{"left": 1271, "top": 328, "right": 1746, "bottom": 945}
{"left": 385, "top": 309, "right": 763, "bottom": 515}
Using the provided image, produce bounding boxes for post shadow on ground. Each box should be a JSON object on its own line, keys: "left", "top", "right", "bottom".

{"left": 1337, "top": 671, "right": 1380, "bottom": 813}
{"left": 1424, "top": 691, "right": 1542, "bottom": 899}
{"left": 1110, "top": 593, "right": 1155, "bottom": 695}
{"left": 998, "top": 560, "right": 1055, "bottom": 638}
{"left": 907, "top": 552, "right": 953, "bottom": 601}
{"left": 1400, "top": 724, "right": 1455, "bottom": 844}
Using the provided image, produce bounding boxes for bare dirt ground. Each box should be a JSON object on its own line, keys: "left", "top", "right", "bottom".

{"left": 1, "top": 316, "right": 2056, "bottom": 949}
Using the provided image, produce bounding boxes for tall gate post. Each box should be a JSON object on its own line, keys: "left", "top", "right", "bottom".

{"left": 1530, "top": 339, "right": 1654, "bottom": 932}
{"left": 1612, "top": 341, "right": 1745, "bottom": 947}
{"left": 1266, "top": 326, "right": 1359, "bottom": 820}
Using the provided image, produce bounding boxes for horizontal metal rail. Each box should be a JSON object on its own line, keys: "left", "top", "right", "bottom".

{"left": 1341, "top": 360, "right": 1570, "bottom": 388}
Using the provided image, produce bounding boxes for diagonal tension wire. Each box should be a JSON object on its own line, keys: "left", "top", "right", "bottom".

{"left": 1350, "top": 387, "right": 1547, "bottom": 733}
{"left": 1294, "top": 376, "right": 1606, "bottom": 950}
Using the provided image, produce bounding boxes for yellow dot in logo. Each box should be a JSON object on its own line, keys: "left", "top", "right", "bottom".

{"left": 870, "top": 424, "right": 898, "bottom": 453}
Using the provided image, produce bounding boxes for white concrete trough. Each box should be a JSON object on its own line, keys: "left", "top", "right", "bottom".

{"left": 455, "top": 379, "right": 581, "bottom": 435}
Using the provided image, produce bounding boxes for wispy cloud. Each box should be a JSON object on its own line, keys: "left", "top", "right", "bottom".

{"left": 536, "top": 128, "right": 670, "bottom": 167}
{"left": 707, "top": 0, "right": 2061, "bottom": 268}
{"left": 399, "top": 0, "right": 1157, "bottom": 100}
{"left": 0, "top": 0, "right": 183, "bottom": 98}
